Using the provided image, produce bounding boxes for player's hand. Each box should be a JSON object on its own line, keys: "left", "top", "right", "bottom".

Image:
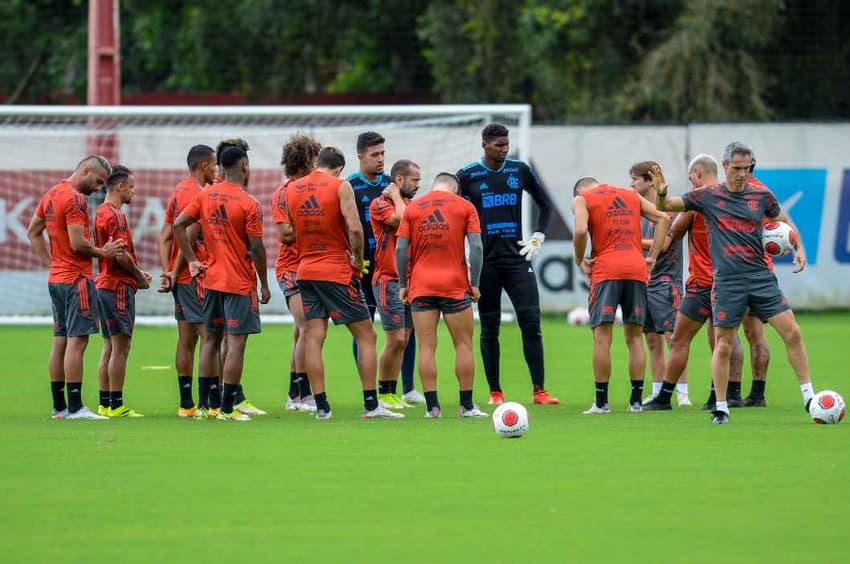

{"left": 646, "top": 255, "right": 657, "bottom": 272}
{"left": 102, "top": 237, "right": 126, "bottom": 258}
{"left": 137, "top": 271, "right": 152, "bottom": 290}
{"left": 470, "top": 286, "right": 481, "bottom": 302}
{"left": 189, "top": 260, "right": 206, "bottom": 278}
{"left": 383, "top": 183, "right": 401, "bottom": 201}
{"left": 648, "top": 164, "right": 668, "bottom": 194}
{"left": 158, "top": 271, "right": 173, "bottom": 293}
{"left": 579, "top": 257, "right": 594, "bottom": 278}
{"left": 518, "top": 232, "right": 545, "bottom": 262}
{"left": 399, "top": 287, "right": 408, "bottom": 304}
{"left": 792, "top": 251, "right": 807, "bottom": 273}
{"left": 260, "top": 284, "right": 271, "bottom": 304}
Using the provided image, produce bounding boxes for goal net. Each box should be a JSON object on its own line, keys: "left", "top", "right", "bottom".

{"left": 0, "top": 105, "right": 530, "bottom": 319}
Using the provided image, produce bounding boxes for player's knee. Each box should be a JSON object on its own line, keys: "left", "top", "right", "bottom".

{"left": 782, "top": 323, "right": 803, "bottom": 347}
{"left": 479, "top": 318, "right": 500, "bottom": 339}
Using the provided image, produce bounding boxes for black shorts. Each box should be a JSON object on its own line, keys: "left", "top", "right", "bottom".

{"left": 49, "top": 278, "right": 100, "bottom": 337}
{"left": 374, "top": 278, "right": 412, "bottom": 331}
{"left": 712, "top": 273, "right": 791, "bottom": 328}
{"left": 203, "top": 289, "right": 261, "bottom": 335}
{"left": 678, "top": 286, "right": 713, "bottom": 324}
{"left": 97, "top": 283, "right": 136, "bottom": 338}
{"left": 173, "top": 279, "right": 204, "bottom": 324}
{"left": 299, "top": 279, "right": 371, "bottom": 325}
{"left": 588, "top": 279, "right": 647, "bottom": 328}
{"left": 410, "top": 295, "right": 472, "bottom": 314}
{"left": 278, "top": 271, "right": 299, "bottom": 298}
{"left": 643, "top": 281, "right": 682, "bottom": 334}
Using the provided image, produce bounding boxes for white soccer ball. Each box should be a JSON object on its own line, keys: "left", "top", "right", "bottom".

{"left": 567, "top": 307, "right": 590, "bottom": 326}
{"left": 492, "top": 402, "right": 529, "bottom": 439}
{"left": 762, "top": 221, "right": 796, "bottom": 257}
{"left": 809, "top": 390, "right": 846, "bottom": 425}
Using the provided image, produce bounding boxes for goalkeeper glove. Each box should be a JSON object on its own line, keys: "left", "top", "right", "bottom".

{"left": 518, "top": 232, "right": 545, "bottom": 262}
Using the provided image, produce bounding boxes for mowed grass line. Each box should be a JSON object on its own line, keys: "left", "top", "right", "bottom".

{"left": 0, "top": 313, "right": 847, "bottom": 563}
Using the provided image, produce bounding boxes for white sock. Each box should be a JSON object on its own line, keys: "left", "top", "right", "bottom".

{"left": 652, "top": 381, "right": 663, "bottom": 395}
{"left": 800, "top": 382, "right": 815, "bottom": 404}
{"left": 676, "top": 382, "right": 689, "bottom": 395}
{"left": 715, "top": 400, "right": 729, "bottom": 413}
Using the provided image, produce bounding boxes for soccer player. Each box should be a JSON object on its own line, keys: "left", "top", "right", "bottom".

{"left": 27, "top": 155, "right": 125, "bottom": 420}
{"left": 283, "top": 144, "right": 402, "bottom": 420}
{"left": 628, "top": 161, "right": 690, "bottom": 406}
{"left": 158, "top": 144, "right": 216, "bottom": 417}
{"left": 273, "top": 134, "right": 322, "bottom": 412}
{"left": 572, "top": 177, "right": 670, "bottom": 414}
{"left": 348, "top": 131, "right": 422, "bottom": 404}
{"left": 173, "top": 147, "right": 271, "bottom": 422}
{"left": 94, "top": 165, "right": 151, "bottom": 418}
{"left": 654, "top": 145, "right": 814, "bottom": 424}
{"left": 395, "top": 172, "right": 486, "bottom": 418}
{"left": 457, "top": 123, "right": 558, "bottom": 406}
{"left": 370, "top": 159, "right": 421, "bottom": 409}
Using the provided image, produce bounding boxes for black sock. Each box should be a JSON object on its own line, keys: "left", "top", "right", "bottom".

{"left": 67, "top": 383, "right": 83, "bottom": 413}
{"left": 657, "top": 381, "right": 675, "bottom": 403}
{"left": 233, "top": 384, "right": 246, "bottom": 405}
{"left": 51, "top": 381, "right": 67, "bottom": 412}
{"left": 749, "top": 380, "right": 766, "bottom": 399}
{"left": 314, "top": 391, "right": 330, "bottom": 413}
{"left": 401, "top": 335, "right": 416, "bottom": 393}
{"left": 110, "top": 390, "right": 123, "bottom": 410}
{"left": 296, "top": 372, "right": 311, "bottom": 397}
{"left": 288, "top": 371, "right": 299, "bottom": 399}
{"left": 630, "top": 379, "right": 644, "bottom": 405}
{"left": 378, "top": 380, "right": 393, "bottom": 395}
{"left": 208, "top": 379, "right": 222, "bottom": 409}
{"left": 459, "top": 389, "right": 474, "bottom": 410}
{"left": 363, "top": 389, "right": 378, "bottom": 411}
{"left": 594, "top": 381, "right": 609, "bottom": 408}
{"left": 222, "top": 383, "right": 238, "bottom": 413}
{"left": 425, "top": 391, "right": 440, "bottom": 411}
{"left": 389, "top": 379, "right": 398, "bottom": 395}
{"left": 727, "top": 381, "right": 742, "bottom": 399}
{"left": 198, "top": 377, "right": 212, "bottom": 409}
{"left": 178, "top": 376, "right": 194, "bottom": 409}
{"left": 99, "top": 389, "right": 111, "bottom": 409}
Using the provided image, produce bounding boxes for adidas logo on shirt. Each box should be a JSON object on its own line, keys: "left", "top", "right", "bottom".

{"left": 208, "top": 204, "right": 230, "bottom": 225}
{"left": 418, "top": 209, "right": 449, "bottom": 232}
{"left": 297, "top": 195, "right": 325, "bottom": 217}
{"left": 606, "top": 196, "right": 632, "bottom": 217}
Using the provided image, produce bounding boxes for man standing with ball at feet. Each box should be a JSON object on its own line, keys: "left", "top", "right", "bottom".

{"left": 457, "top": 123, "right": 558, "bottom": 406}
{"left": 653, "top": 146, "right": 814, "bottom": 424}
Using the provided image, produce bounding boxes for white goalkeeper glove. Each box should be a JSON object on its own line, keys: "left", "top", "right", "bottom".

{"left": 518, "top": 232, "right": 545, "bottom": 262}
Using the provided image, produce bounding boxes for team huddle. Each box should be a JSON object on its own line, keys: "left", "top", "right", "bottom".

{"left": 27, "top": 124, "right": 559, "bottom": 421}
{"left": 26, "top": 124, "right": 813, "bottom": 425}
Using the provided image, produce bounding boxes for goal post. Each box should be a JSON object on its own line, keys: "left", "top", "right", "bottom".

{"left": 0, "top": 104, "right": 531, "bottom": 318}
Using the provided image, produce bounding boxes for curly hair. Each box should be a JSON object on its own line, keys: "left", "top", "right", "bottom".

{"left": 281, "top": 134, "right": 321, "bottom": 178}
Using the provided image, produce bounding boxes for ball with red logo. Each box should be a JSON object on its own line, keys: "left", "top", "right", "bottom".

{"left": 762, "top": 221, "right": 797, "bottom": 257}
{"left": 492, "top": 402, "right": 529, "bottom": 438}
{"left": 809, "top": 390, "right": 846, "bottom": 425}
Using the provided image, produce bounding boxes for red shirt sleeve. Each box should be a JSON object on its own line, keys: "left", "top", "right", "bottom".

{"left": 66, "top": 191, "right": 88, "bottom": 226}
{"left": 370, "top": 197, "right": 395, "bottom": 226}
{"left": 272, "top": 186, "right": 290, "bottom": 225}
{"left": 245, "top": 199, "right": 264, "bottom": 238}
{"left": 182, "top": 192, "right": 202, "bottom": 221}
{"left": 465, "top": 201, "right": 482, "bottom": 234}
{"left": 397, "top": 208, "right": 411, "bottom": 239}
{"left": 35, "top": 195, "right": 46, "bottom": 218}
{"left": 164, "top": 192, "right": 178, "bottom": 224}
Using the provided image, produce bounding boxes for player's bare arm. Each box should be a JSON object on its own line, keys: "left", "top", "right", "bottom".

{"left": 26, "top": 214, "right": 51, "bottom": 267}
{"left": 115, "top": 252, "right": 151, "bottom": 289}
{"left": 247, "top": 235, "right": 270, "bottom": 304}
{"left": 772, "top": 209, "right": 807, "bottom": 273}
{"left": 172, "top": 212, "right": 204, "bottom": 278}
{"left": 649, "top": 165, "right": 686, "bottom": 212}
{"left": 671, "top": 211, "right": 694, "bottom": 241}
{"left": 571, "top": 195, "right": 592, "bottom": 277}
{"left": 67, "top": 223, "right": 125, "bottom": 259}
{"left": 382, "top": 183, "right": 406, "bottom": 228}
{"left": 276, "top": 221, "right": 295, "bottom": 246}
{"left": 157, "top": 221, "right": 174, "bottom": 291}
{"left": 339, "top": 181, "right": 365, "bottom": 270}
{"left": 396, "top": 236, "right": 410, "bottom": 303}
{"left": 638, "top": 195, "right": 670, "bottom": 268}
{"left": 467, "top": 232, "right": 483, "bottom": 302}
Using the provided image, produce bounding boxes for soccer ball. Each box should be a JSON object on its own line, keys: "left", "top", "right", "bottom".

{"left": 567, "top": 307, "right": 590, "bottom": 326}
{"left": 762, "top": 221, "right": 797, "bottom": 256}
{"left": 809, "top": 390, "right": 846, "bottom": 424}
{"left": 492, "top": 402, "right": 529, "bottom": 439}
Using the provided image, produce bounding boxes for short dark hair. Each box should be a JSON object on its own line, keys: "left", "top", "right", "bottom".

{"left": 317, "top": 146, "right": 346, "bottom": 170}
{"left": 628, "top": 161, "right": 659, "bottom": 182}
{"left": 282, "top": 134, "right": 321, "bottom": 178}
{"left": 77, "top": 155, "right": 112, "bottom": 175}
{"left": 106, "top": 165, "right": 132, "bottom": 190}
{"left": 573, "top": 176, "right": 598, "bottom": 196}
{"left": 482, "top": 123, "right": 509, "bottom": 141}
{"left": 220, "top": 147, "right": 248, "bottom": 169}
{"left": 216, "top": 138, "right": 249, "bottom": 165}
{"left": 433, "top": 172, "right": 459, "bottom": 188}
{"left": 356, "top": 131, "right": 385, "bottom": 154}
{"left": 187, "top": 144, "right": 215, "bottom": 171}
{"left": 390, "top": 159, "right": 419, "bottom": 179}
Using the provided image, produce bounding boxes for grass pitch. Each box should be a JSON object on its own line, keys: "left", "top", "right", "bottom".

{"left": 1, "top": 313, "right": 848, "bottom": 563}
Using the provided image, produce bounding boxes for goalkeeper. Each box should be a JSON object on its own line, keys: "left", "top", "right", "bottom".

{"left": 456, "top": 123, "right": 559, "bottom": 406}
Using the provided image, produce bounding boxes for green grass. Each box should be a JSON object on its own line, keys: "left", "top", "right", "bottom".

{"left": 2, "top": 313, "right": 849, "bottom": 563}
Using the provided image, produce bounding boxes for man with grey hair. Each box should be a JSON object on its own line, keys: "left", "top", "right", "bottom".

{"left": 653, "top": 146, "right": 814, "bottom": 424}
